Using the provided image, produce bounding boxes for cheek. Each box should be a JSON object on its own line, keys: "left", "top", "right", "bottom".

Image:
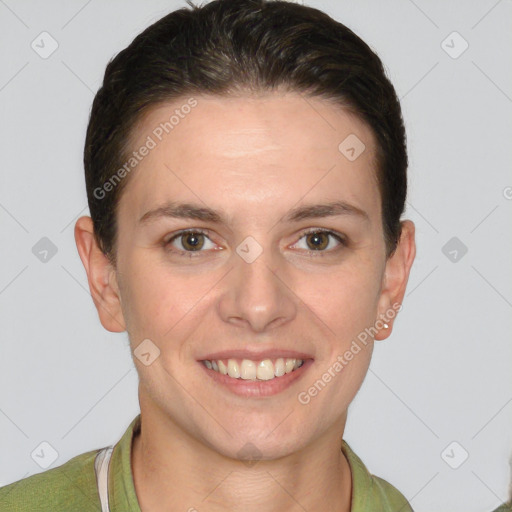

{"left": 118, "top": 255, "right": 209, "bottom": 339}
{"left": 296, "top": 263, "right": 382, "bottom": 337}
{"left": 299, "top": 268, "right": 379, "bottom": 408}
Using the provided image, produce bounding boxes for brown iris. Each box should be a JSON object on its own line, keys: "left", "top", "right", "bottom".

{"left": 305, "top": 232, "right": 329, "bottom": 251}
{"left": 181, "top": 232, "right": 205, "bottom": 251}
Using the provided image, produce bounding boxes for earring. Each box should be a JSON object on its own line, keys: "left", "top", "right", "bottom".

{"left": 383, "top": 323, "right": 389, "bottom": 329}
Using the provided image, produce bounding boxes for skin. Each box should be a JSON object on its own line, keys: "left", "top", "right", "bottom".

{"left": 75, "top": 91, "right": 415, "bottom": 512}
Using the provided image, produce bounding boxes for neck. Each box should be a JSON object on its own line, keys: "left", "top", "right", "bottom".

{"left": 131, "top": 411, "right": 352, "bottom": 512}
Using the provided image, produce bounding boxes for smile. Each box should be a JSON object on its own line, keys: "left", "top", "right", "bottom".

{"left": 198, "top": 350, "right": 314, "bottom": 397}
{"left": 202, "top": 357, "right": 305, "bottom": 381}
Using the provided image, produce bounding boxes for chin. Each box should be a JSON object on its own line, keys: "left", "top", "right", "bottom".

{"left": 203, "top": 424, "right": 308, "bottom": 463}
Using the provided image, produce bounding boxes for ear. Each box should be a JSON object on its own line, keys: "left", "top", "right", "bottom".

{"left": 74, "top": 216, "right": 126, "bottom": 332}
{"left": 374, "top": 220, "right": 416, "bottom": 341}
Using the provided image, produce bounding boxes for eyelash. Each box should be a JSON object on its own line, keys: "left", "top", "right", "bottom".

{"left": 163, "top": 228, "right": 347, "bottom": 258}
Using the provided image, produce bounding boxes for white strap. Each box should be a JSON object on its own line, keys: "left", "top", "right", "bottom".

{"left": 94, "top": 446, "right": 114, "bottom": 512}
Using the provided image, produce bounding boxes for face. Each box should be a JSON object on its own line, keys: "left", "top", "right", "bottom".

{"left": 82, "top": 92, "right": 414, "bottom": 461}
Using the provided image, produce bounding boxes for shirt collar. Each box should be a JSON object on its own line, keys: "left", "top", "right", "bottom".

{"left": 108, "top": 414, "right": 142, "bottom": 511}
{"left": 108, "top": 414, "right": 373, "bottom": 511}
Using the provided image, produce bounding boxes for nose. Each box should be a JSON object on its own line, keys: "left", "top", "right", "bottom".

{"left": 217, "top": 242, "right": 297, "bottom": 333}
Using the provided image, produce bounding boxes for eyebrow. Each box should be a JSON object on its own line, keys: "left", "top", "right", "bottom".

{"left": 138, "top": 200, "right": 370, "bottom": 226}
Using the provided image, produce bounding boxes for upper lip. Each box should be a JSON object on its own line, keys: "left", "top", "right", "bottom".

{"left": 199, "top": 349, "right": 314, "bottom": 361}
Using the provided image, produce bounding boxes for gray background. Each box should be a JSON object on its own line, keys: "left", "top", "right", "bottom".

{"left": 0, "top": 1, "right": 511, "bottom": 511}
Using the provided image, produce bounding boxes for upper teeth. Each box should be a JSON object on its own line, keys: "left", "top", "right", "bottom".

{"left": 203, "top": 358, "right": 305, "bottom": 380}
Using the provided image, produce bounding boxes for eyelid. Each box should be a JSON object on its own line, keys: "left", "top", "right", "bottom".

{"left": 164, "top": 227, "right": 212, "bottom": 244}
{"left": 297, "top": 227, "right": 346, "bottom": 241}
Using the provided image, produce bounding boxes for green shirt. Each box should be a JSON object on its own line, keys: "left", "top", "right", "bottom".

{"left": 0, "top": 414, "right": 413, "bottom": 511}
{"left": 492, "top": 504, "right": 512, "bottom": 512}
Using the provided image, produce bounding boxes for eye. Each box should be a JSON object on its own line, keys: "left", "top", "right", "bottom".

{"left": 292, "top": 229, "right": 346, "bottom": 253}
{"left": 165, "top": 229, "right": 218, "bottom": 255}
{"left": 164, "top": 228, "right": 346, "bottom": 258}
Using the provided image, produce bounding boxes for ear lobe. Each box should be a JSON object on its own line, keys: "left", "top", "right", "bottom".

{"left": 374, "top": 220, "right": 416, "bottom": 341}
{"left": 74, "top": 216, "right": 126, "bottom": 333}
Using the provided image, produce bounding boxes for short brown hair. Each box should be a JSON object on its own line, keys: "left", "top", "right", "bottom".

{"left": 84, "top": 0, "right": 407, "bottom": 265}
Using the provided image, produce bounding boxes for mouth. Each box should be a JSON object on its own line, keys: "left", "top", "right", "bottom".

{"left": 198, "top": 353, "right": 314, "bottom": 398}
{"left": 201, "top": 357, "right": 306, "bottom": 380}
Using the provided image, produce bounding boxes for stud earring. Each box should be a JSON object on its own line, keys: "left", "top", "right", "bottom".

{"left": 383, "top": 323, "right": 389, "bottom": 329}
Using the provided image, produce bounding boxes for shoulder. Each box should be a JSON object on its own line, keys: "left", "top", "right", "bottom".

{"left": 367, "top": 473, "right": 414, "bottom": 511}
{"left": 491, "top": 503, "right": 512, "bottom": 512}
{"left": 0, "top": 447, "right": 101, "bottom": 512}
{"left": 342, "top": 440, "right": 413, "bottom": 511}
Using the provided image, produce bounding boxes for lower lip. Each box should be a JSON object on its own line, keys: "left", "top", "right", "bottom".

{"left": 199, "top": 359, "right": 314, "bottom": 398}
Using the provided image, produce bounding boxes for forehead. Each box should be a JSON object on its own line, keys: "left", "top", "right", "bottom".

{"left": 121, "top": 92, "right": 380, "bottom": 222}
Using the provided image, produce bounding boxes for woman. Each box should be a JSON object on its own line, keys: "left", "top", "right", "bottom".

{"left": 0, "top": 0, "right": 416, "bottom": 510}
